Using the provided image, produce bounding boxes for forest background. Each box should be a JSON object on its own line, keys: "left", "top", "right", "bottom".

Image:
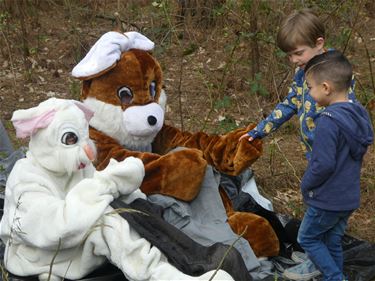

{"left": 0, "top": 0, "right": 374, "bottom": 243}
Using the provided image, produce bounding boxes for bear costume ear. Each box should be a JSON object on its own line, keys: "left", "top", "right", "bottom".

{"left": 72, "top": 31, "right": 155, "bottom": 80}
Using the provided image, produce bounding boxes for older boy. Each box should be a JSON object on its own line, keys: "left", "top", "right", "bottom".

{"left": 284, "top": 51, "right": 373, "bottom": 280}
{"left": 239, "top": 9, "right": 356, "bottom": 161}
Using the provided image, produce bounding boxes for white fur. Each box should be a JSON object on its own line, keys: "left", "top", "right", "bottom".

{"left": 159, "top": 89, "right": 167, "bottom": 112}
{"left": 28, "top": 106, "right": 94, "bottom": 175}
{"left": 83, "top": 97, "right": 127, "bottom": 144}
{"left": 123, "top": 103, "right": 164, "bottom": 137}
{"left": 72, "top": 31, "right": 155, "bottom": 78}
{"left": 84, "top": 97, "right": 166, "bottom": 151}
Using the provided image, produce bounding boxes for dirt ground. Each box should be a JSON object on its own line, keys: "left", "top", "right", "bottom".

{"left": 0, "top": 0, "right": 374, "bottom": 243}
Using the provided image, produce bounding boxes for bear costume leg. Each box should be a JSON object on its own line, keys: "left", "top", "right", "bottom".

{"left": 220, "top": 188, "right": 280, "bottom": 257}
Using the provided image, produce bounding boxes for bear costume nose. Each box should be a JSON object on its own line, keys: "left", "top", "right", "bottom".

{"left": 148, "top": 115, "right": 157, "bottom": 126}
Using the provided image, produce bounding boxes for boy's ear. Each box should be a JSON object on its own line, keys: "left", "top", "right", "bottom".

{"left": 322, "top": 81, "right": 333, "bottom": 95}
{"left": 316, "top": 37, "right": 325, "bottom": 49}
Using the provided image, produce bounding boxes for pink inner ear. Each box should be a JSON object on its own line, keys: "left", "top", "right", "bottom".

{"left": 12, "top": 109, "right": 56, "bottom": 139}
{"left": 73, "top": 102, "right": 94, "bottom": 122}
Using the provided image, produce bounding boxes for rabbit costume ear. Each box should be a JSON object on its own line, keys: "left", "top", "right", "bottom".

{"left": 71, "top": 31, "right": 155, "bottom": 80}
{"left": 73, "top": 101, "right": 94, "bottom": 122}
{"left": 12, "top": 105, "right": 57, "bottom": 139}
{"left": 11, "top": 98, "right": 94, "bottom": 139}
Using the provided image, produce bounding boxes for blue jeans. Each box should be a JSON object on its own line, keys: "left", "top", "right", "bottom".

{"left": 297, "top": 206, "right": 352, "bottom": 281}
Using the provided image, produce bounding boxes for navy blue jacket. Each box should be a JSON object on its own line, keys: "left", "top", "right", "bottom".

{"left": 301, "top": 102, "right": 373, "bottom": 211}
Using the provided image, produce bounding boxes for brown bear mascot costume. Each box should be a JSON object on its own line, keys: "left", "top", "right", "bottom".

{"left": 72, "top": 31, "right": 279, "bottom": 264}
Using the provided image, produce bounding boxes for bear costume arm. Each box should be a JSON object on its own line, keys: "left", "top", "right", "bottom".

{"left": 91, "top": 127, "right": 207, "bottom": 201}
{"left": 153, "top": 124, "right": 262, "bottom": 176}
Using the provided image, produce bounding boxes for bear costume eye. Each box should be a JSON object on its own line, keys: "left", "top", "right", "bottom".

{"left": 118, "top": 86, "right": 133, "bottom": 105}
{"left": 61, "top": 132, "right": 78, "bottom": 145}
{"left": 149, "top": 81, "right": 156, "bottom": 99}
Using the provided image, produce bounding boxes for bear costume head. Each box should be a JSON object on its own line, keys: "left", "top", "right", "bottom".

{"left": 72, "top": 31, "right": 279, "bottom": 257}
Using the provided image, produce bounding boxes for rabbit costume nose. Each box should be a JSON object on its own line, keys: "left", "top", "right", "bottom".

{"left": 84, "top": 144, "right": 95, "bottom": 161}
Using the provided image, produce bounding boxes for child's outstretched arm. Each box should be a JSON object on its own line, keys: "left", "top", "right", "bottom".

{"left": 239, "top": 80, "right": 300, "bottom": 142}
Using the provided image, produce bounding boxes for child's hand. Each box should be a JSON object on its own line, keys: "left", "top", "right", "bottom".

{"left": 239, "top": 133, "right": 254, "bottom": 142}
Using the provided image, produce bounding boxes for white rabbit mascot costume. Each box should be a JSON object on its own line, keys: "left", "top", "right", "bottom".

{"left": 0, "top": 98, "right": 233, "bottom": 281}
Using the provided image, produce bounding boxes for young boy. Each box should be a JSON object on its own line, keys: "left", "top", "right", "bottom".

{"left": 283, "top": 51, "right": 373, "bottom": 280}
{"left": 239, "top": 9, "right": 356, "bottom": 161}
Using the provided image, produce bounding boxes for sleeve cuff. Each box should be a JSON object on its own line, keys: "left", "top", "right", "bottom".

{"left": 248, "top": 130, "right": 263, "bottom": 139}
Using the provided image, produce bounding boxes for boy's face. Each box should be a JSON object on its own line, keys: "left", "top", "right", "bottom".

{"left": 306, "top": 74, "right": 330, "bottom": 107}
{"left": 287, "top": 39, "right": 324, "bottom": 69}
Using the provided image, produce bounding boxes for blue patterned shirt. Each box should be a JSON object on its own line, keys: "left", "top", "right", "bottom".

{"left": 248, "top": 66, "right": 356, "bottom": 160}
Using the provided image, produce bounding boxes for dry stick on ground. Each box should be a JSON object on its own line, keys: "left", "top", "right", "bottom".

{"left": 321, "top": 0, "right": 347, "bottom": 25}
{"left": 249, "top": 0, "right": 260, "bottom": 80}
{"left": 208, "top": 225, "right": 248, "bottom": 281}
{"left": 276, "top": 70, "right": 291, "bottom": 95}
{"left": 342, "top": 0, "right": 364, "bottom": 55}
{"left": 356, "top": 31, "right": 375, "bottom": 109}
{"left": 199, "top": 71, "right": 216, "bottom": 132}
{"left": 160, "top": 4, "right": 186, "bottom": 131}
{"left": 95, "top": 14, "right": 141, "bottom": 31}
{"left": 15, "top": 0, "right": 30, "bottom": 71}
{"left": 174, "top": 12, "right": 186, "bottom": 131}
{"left": 198, "top": 32, "right": 242, "bottom": 130}
{"left": 218, "top": 32, "right": 241, "bottom": 99}
{"left": 268, "top": 140, "right": 277, "bottom": 177}
{"left": 272, "top": 138, "right": 301, "bottom": 183}
{"left": 177, "top": 54, "right": 185, "bottom": 131}
{"left": 0, "top": 30, "right": 17, "bottom": 90}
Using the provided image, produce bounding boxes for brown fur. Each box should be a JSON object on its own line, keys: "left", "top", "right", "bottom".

{"left": 220, "top": 188, "right": 280, "bottom": 257}
{"left": 79, "top": 38, "right": 279, "bottom": 256}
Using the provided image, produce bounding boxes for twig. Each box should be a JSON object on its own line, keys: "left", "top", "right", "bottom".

{"left": 95, "top": 14, "right": 141, "bottom": 31}
{"left": 356, "top": 31, "right": 375, "bottom": 100}
{"left": 218, "top": 32, "right": 241, "bottom": 99}
{"left": 0, "top": 262, "right": 9, "bottom": 281}
{"left": 107, "top": 207, "right": 148, "bottom": 216}
{"left": 342, "top": 0, "right": 364, "bottom": 54}
{"left": 0, "top": 30, "right": 17, "bottom": 90}
{"left": 48, "top": 238, "right": 62, "bottom": 281}
{"left": 353, "top": 77, "right": 375, "bottom": 132}
{"left": 272, "top": 138, "right": 301, "bottom": 183}
{"left": 208, "top": 225, "right": 248, "bottom": 281}
{"left": 321, "top": 0, "right": 347, "bottom": 24}
{"left": 177, "top": 55, "right": 185, "bottom": 131}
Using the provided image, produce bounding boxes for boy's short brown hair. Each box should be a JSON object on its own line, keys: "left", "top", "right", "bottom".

{"left": 305, "top": 50, "right": 352, "bottom": 93}
{"left": 277, "top": 8, "right": 325, "bottom": 53}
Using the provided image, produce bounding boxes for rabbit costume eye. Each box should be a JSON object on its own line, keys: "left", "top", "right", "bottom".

{"left": 59, "top": 125, "right": 80, "bottom": 146}
{"left": 61, "top": 131, "right": 79, "bottom": 145}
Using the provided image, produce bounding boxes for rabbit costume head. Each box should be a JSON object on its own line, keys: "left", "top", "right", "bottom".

{"left": 12, "top": 98, "right": 96, "bottom": 175}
